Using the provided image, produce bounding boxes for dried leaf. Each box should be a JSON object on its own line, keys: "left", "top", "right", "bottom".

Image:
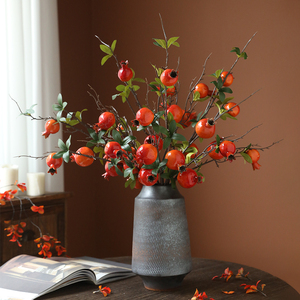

{"left": 222, "top": 291, "right": 235, "bottom": 294}
{"left": 99, "top": 285, "right": 111, "bottom": 297}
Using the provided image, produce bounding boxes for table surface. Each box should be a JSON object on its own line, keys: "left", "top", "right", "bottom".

{"left": 39, "top": 256, "right": 300, "bottom": 300}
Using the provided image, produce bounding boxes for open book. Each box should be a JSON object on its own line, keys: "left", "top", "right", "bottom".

{"left": 0, "top": 254, "right": 135, "bottom": 300}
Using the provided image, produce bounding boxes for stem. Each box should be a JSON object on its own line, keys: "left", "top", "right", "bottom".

{"left": 184, "top": 53, "right": 212, "bottom": 112}
{"left": 159, "top": 14, "right": 169, "bottom": 68}
{"left": 95, "top": 35, "right": 120, "bottom": 69}
{"left": 229, "top": 32, "right": 257, "bottom": 73}
{"left": 214, "top": 89, "right": 261, "bottom": 121}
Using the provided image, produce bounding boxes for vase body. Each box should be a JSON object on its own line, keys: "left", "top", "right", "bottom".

{"left": 132, "top": 185, "right": 192, "bottom": 291}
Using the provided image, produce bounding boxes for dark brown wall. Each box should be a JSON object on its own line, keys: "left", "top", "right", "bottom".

{"left": 58, "top": 0, "right": 300, "bottom": 292}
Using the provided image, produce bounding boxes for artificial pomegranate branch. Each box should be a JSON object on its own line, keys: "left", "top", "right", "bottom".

{"left": 10, "top": 17, "right": 279, "bottom": 196}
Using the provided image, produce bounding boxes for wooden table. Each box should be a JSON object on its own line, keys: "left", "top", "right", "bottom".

{"left": 38, "top": 256, "right": 300, "bottom": 299}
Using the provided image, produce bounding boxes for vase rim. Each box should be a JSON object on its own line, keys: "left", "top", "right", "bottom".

{"left": 136, "top": 184, "right": 183, "bottom": 200}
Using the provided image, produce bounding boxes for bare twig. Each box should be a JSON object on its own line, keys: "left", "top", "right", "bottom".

{"left": 159, "top": 13, "right": 169, "bottom": 68}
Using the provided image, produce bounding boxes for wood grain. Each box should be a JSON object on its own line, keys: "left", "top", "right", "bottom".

{"left": 38, "top": 257, "right": 300, "bottom": 299}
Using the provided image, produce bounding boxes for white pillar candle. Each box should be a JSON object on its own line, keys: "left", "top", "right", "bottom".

{"left": 0, "top": 165, "right": 19, "bottom": 193}
{"left": 26, "top": 172, "right": 45, "bottom": 196}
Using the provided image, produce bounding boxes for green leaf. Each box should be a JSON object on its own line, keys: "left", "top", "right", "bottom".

{"left": 240, "top": 52, "right": 248, "bottom": 60}
{"left": 22, "top": 104, "right": 37, "bottom": 116}
{"left": 133, "top": 77, "right": 145, "bottom": 83}
{"left": 112, "top": 130, "right": 122, "bottom": 144}
{"left": 115, "top": 165, "right": 124, "bottom": 177}
{"left": 194, "top": 95, "right": 210, "bottom": 102}
{"left": 116, "top": 85, "right": 126, "bottom": 92}
{"left": 163, "top": 137, "right": 172, "bottom": 149}
{"left": 216, "top": 134, "right": 221, "bottom": 145}
{"left": 89, "top": 130, "right": 98, "bottom": 141}
{"left": 86, "top": 141, "right": 95, "bottom": 148}
{"left": 58, "top": 139, "right": 67, "bottom": 151}
{"left": 176, "top": 123, "right": 184, "bottom": 129}
{"left": 196, "top": 112, "right": 204, "bottom": 121}
{"left": 75, "top": 109, "right": 87, "bottom": 122}
{"left": 94, "top": 145, "right": 104, "bottom": 154}
{"left": 137, "top": 125, "right": 147, "bottom": 131}
{"left": 155, "top": 77, "right": 163, "bottom": 85}
{"left": 130, "top": 179, "right": 136, "bottom": 189}
{"left": 63, "top": 151, "right": 70, "bottom": 163}
{"left": 167, "top": 37, "right": 179, "bottom": 48}
{"left": 53, "top": 104, "right": 62, "bottom": 111}
{"left": 125, "top": 178, "right": 132, "bottom": 188}
{"left": 172, "top": 41, "right": 180, "bottom": 47}
{"left": 132, "top": 85, "right": 140, "bottom": 91}
{"left": 158, "top": 159, "right": 168, "bottom": 169}
{"left": 243, "top": 143, "right": 252, "bottom": 153}
{"left": 112, "top": 93, "right": 120, "bottom": 100}
{"left": 66, "top": 135, "right": 71, "bottom": 149}
{"left": 172, "top": 133, "right": 187, "bottom": 142}
{"left": 219, "top": 91, "right": 225, "bottom": 103}
{"left": 230, "top": 47, "right": 241, "bottom": 55}
{"left": 111, "top": 40, "right": 117, "bottom": 52}
{"left": 167, "top": 112, "right": 174, "bottom": 124}
{"left": 153, "top": 38, "right": 167, "bottom": 49}
{"left": 124, "top": 167, "right": 133, "bottom": 178}
{"left": 220, "top": 87, "right": 233, "bottom": 94}
{"left": 226, "top": 114, "right": 238, "bottom": 120}
{"left": 193, "top": 91, "right": 200, "bottom": 101}
{"left": 220, "top": 96, "right": 234, "bottom": 105}
{"left": 210, "top": 69, "right": 223, "bottom": 78}
{"left": 171, "top": 178, "right": 176, "bottom": 189}
{"left": 159, "top": 126, "right": 169, "bottom": 136}
{"left": 160, "top": 173, "right": 170, "bottom": 179}
{"left": 53, "top": 151, "right": 64, "bottom": 159}
{"left": 121, "top": 144, "right": 132, "bottom": 152}
{"left": 241, "top": 152, "right": 252, "bottom": 163}
{"left": 185, "top": 152, "right": 195, "bottom": 164}
{"left": 123, "top": 135, "right": 136, "bottom": 144}
{"left": 169, "top": 119, "right": 177, "bottom": 134}
{"left": 152, "top": 123, "right": 160, "bottom": 133}
{"left": 68, "top": 120, "right": 80, "bottom": 126}
{"left": 101, "top": 54, "right": 112, "bottom": 65}
{"left": 57, "top": 93, "right": 63, "bottom": 106}
{"left": 100, "top": 44, "right": 113, "bottom": 55}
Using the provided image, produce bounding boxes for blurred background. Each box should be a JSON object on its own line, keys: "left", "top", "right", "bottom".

{"left": 2, "top": 0, "right": 299, "bottom": 293}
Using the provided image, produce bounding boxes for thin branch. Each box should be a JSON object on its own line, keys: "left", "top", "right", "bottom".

{"left": 229, "top": 32, "right": 257, "bottom": 72}
{"left": 214, "top": 89, "right": 261, "bottom": 121}
{"left": 184, "top": 53, "right": 212, "bottom": 111}
{"left": 159, "top": 13, "right": 169, "bottom": 68}
{"left": 95, "top": 35, "right": 119, "bottom": 69}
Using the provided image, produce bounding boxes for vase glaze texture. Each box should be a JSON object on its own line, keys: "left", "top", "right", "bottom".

{"left": 132, "top": 185, "right": 192, "bottom": 291}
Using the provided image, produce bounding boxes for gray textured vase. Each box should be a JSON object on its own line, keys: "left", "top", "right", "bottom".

{"left": 132, "top": 185, "right": 192, "bottom": 291}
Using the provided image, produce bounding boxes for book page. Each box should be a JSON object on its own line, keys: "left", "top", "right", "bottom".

{"left": 0, "top": 255, "right": 134, "bottom": 299}
{"left": 0, "top": 288, "right": 38, "bottom": 300}
{"left": 0, "top": 255, "right": 86, "bottom": 297}
{"left": 53, "top": 256, "right": 135, "bottom": 283}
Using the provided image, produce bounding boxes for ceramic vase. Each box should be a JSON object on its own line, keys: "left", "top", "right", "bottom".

{"left": 132, "top": 185, "right": 192, "bottom": 291}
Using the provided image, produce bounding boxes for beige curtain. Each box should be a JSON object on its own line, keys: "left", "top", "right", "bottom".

{"left": 0, "top": 0, "right": 64, "bottom": 192}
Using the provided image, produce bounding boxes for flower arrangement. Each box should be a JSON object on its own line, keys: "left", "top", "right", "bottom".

{"left": 1, "top": 18, "right": 279, "bottom": 257}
